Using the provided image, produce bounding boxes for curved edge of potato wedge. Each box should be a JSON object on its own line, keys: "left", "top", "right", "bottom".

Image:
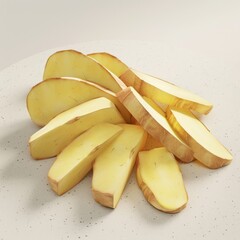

{"left": 136, "top": 160, "right": 187, "bottom": 214}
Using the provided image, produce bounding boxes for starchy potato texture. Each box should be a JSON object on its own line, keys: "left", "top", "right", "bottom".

{"left": 43, "top": 50, "right": 126, "bottom": 92}
{"left": 48, "top": 123, "right": 122, "bottom": 195}
{"left": 166, "top": 107, "right": 232, "bottom": 168}
{"left": 117, "top": 87, "right": 194, "bottom": 163}
{"left": 27, "top": 77, "right": 131, "bottom": 126}
{"left": 137, "top": 148, "right": 188, "bottom": 213}
{"left": 121, "top": 69, "right": 213, "bottom": 114}
{"left": 88, "top": 52, "right": 128, "bottom": 77}
{"left": 26, "top": 49, "right": 232, "bottom": 214}
{"left": 29, "top": 97, "right": 125, "bottom": 159}
{"left": 88, "top": 52, "right": 212, "bottom": 114}
{"left": 92, "top": 124, "right": 147, "bottom": 208}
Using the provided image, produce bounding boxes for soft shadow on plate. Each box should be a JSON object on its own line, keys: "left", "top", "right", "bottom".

{"left": 179, "top": 160, "right": 224, "bottom": 183}
{"left": 0, "top": 118, "right": 114, "bottom": 223}
{"left": 0, "top": 119, "right": 219, "bottom": 216}
{"left": 0, "top": 120, "right": 56, "bottom": 207}
{"left": 124, "top": 160, "right": 220, "bottom": 224}
{"left": 0, "top": 119, "right": 37, "bottom": 179}
{"left": 73, "top": 171, "right": 112, "bottom": 224}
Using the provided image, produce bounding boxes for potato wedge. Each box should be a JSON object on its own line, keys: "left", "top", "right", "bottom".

{"left": 130, "top": 108, "right": 163, "bottom": 151}
{"left": 29, "top": 97, "right": 125, "bottom": 159}
{"left": 48, "top": 123, "right": 122, "bottom": 195}
{"left": 88, "top": 52, "right": 128, "bottom": 77}
{"left": 27, "top": 77, "right": 131, "bottom": 126}
{"left": 89, "top": 52, "right": 212, "bottom": 114}
{"left": 142, "top": 96, "right": 165, "bottom": 115}
{"left": 137, "top": 148, "right": 188, "bottom": 213}
{"left": 131, "top": 117, "right": 163, "bottom": 151}
{"left": 117, "top": 87, "right": 193, "bottom": 162}
{"left": 92, "top": 124, "right": 147, "bottom": 208}
{"left": 43, "top": 50, "right": 126, "bottom": 92}
{"left": 121, "top": 69, "right": 213, "bottom": 114}
{"left": 166, "top": 107, "right": 232, "bottom": 169}
{"left": 144, "top": 134, "right": 163, "bottom": 151}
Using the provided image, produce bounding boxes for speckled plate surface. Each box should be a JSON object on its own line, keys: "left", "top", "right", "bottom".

{"left": 0, "top": 40, "right": 239, "bottom": 240}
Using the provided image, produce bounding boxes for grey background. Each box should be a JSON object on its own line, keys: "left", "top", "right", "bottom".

{"left": 1, "top": 0, "right": 240, "bottom": 70}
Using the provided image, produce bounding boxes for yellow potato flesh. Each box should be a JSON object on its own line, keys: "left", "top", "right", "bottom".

{"left": 117, "top": 87, "right": 193, "bottom": 162}
{"left": 43, "top": 50, "right": 125, "bottom": 93}
{"left": 142, "top": 96, "right": 165, "bottom": 116}
{"left": 134, "top": 97, "right": 163, "bottom": 150}
{"left": 143, "top": 134, "right": 163, "bottom": 151}
{"left": 88, "top": 52, "right": 128, "bottom": 77}
{"left": 27, "top": 77, "right": 131, "bottom": 126}
{"left": 48, "top": 123, "right": 122, "bottom": 195}
{"left": 120, "top": 69, "right": 212, "bottom": 114}
{"left": 92, "top": 124, "right": 147, "bottom": 208}
{"left": 166, "top": 108, "right": 232, "bottom": 168}
{"left": 29, "top": 97, "right": 125, "bottom": 159}
{"left": 86, "top": 52, "right": 212, "bottom": 114}
{"left": 137, "top": 148, "right": 188, "bottom": 213}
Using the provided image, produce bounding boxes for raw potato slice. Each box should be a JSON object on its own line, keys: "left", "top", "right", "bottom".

{"left": 48, "top": 123, "right": 123, "bottom": 195}
{"left": 43, "top": 50, "right": 126, "bottom": 93}
{"left": 130, "top": 109, "right": 163, "bottom": 151}
{"left": 144, "top": 134, "right": 163, "bottom": 151}
{"left": 29, "top": 97, "right": 125, "bottom": 159}
{"left": 142, "top": 96, "right": 165, "bottom": 115}
{"left": 27, "top": 77, "right": 131, "bottom": 126}
{"left": 166, "top": 107, "right": 233, "bottom": 169}
{"left": 88, "top": 52, "right": 212, "bottom": 114}
{"left": 117, "top": 87, "right": 193, "bottom": 162}
{"left": 137, "top": 148, "right": 188, "bottom": 213}
{"left": 92, "top": 124, "right": 147, "bottom": 208}
{"left": 88, "top": 52, "right": 128, "bottom": 77}
{"left": 120, "top": 69, "right": 213, "bottom": 114}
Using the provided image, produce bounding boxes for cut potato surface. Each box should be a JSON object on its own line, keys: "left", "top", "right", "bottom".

{"left": 25, "top": 49, "right": 233, "bottom": 214}
{"left": 92, "top": 124, "right": 147, "bottom": 208}
{"left": 87, "top": 52, "right": 212, "bottom": 114}
{"left": 142, "top": 96, "right": 165, "bottom": 116}
{"left": 166, "top": 107, "right": 232, "bottom": 169}
{"left": 130, "top": 112, "right": 163, "bottom": 151}
{"left": 117, "top": 87, "right": 193, "bottom": 162}
{"left": 88, "top": 52, "right": 128, "bottom": 77}
{"left": 144, "top": 134, "right": 163, "bottom": 151}
{"left": 43, "top": 50, "right": 126, "bottom": 93}
{"left": 120, "top": 69, "right": 213, "bottom": 114}
{"left": 137, "top": 148, "right": 188, "bottom": 213}
{"left": 27, "top": 77, "right": 131, "bottom": 126}
{"left": 48, "top": 123, "right": 122, "bottom": 195}
{"left": 29, "top": 97, "right": 125, "bottom": 159}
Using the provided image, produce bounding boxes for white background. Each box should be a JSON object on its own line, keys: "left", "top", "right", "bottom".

{"left": 1, "top": 0, "right": 240, "bottom": 70}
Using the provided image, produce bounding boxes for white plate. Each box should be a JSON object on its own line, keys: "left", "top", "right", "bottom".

{"left": 0, "top": 40, "right": 239, "bottom": 240}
